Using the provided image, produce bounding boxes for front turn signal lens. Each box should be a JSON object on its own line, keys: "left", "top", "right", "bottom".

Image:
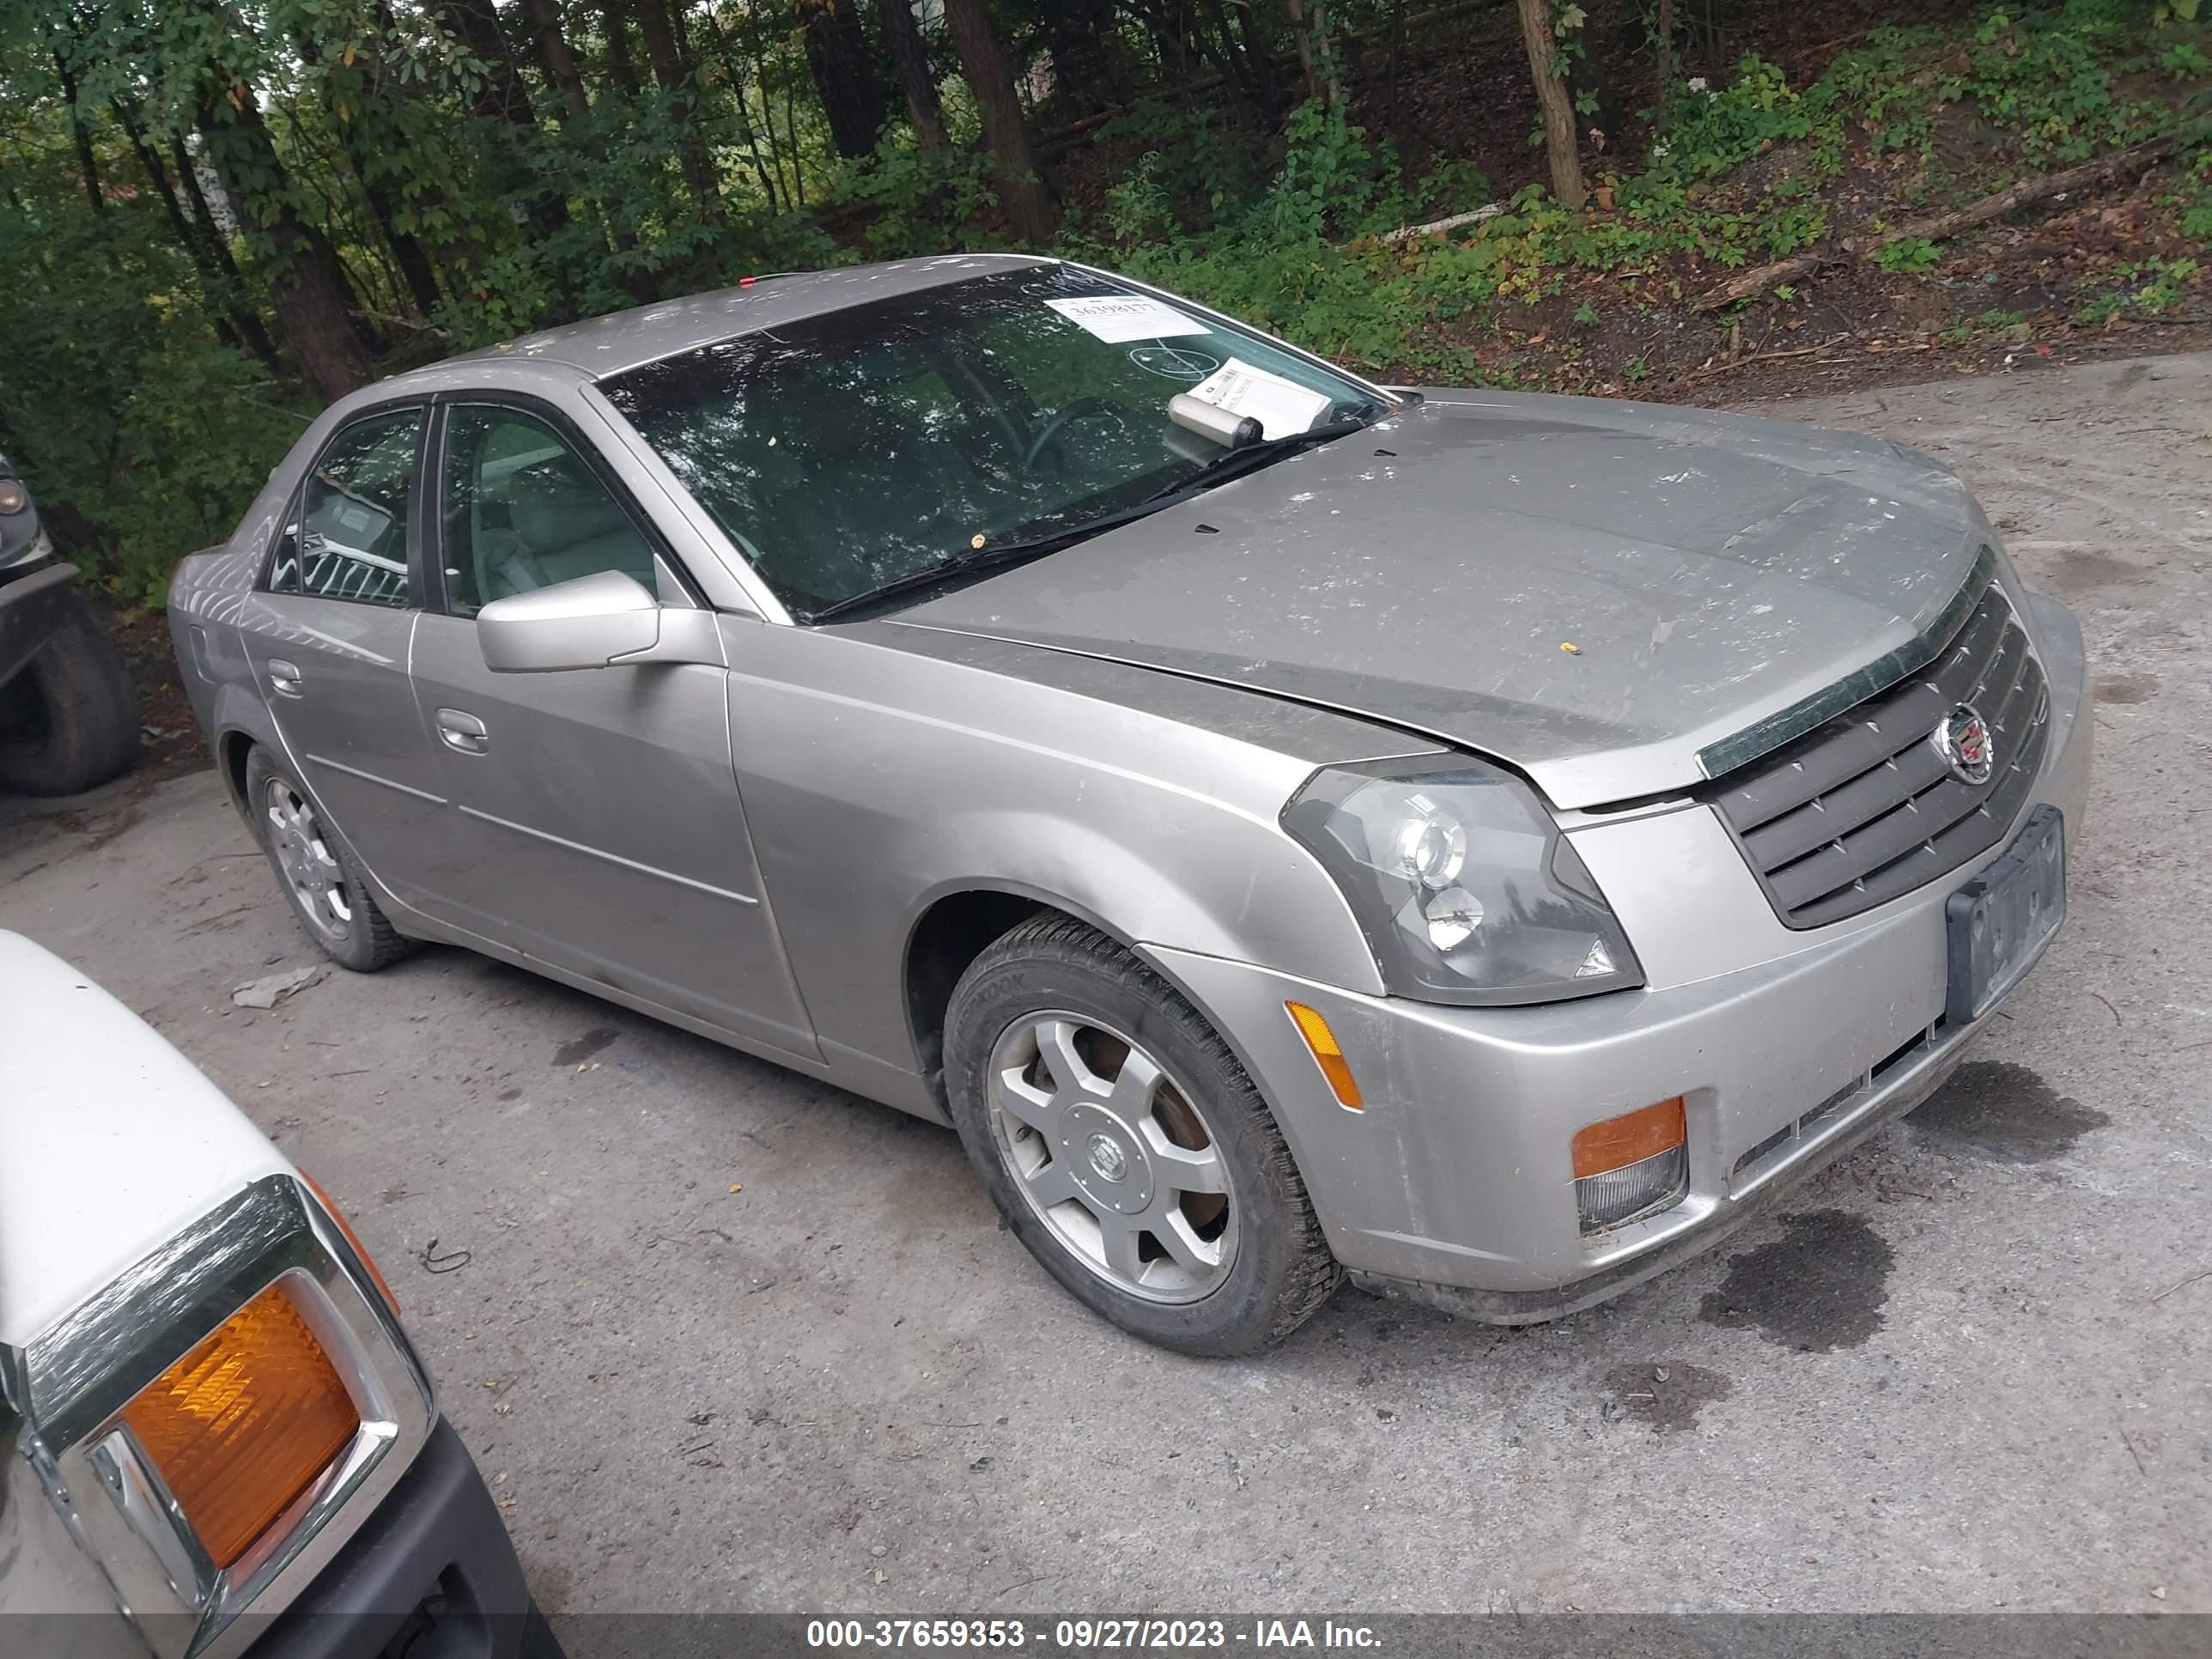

{"left": 122, "top": 1280, "right": 359, "bottom": 1568}
{"left": 1571, "top": 1096, "right": 1686, "bottom": 1177}
{"left": 1285, "top": 1000, "right": 1363, "bottom": 1109}
{"left": 1571, "top": 1097, "right": 1689, "bottom": 1235}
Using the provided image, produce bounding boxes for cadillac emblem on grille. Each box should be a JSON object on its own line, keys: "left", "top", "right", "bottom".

{"left": 1934, "top": 703, "right": 1996, "bottom": 785}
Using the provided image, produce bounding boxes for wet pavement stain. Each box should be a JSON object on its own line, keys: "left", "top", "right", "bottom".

{"left": 2048, "top": 547, "right": 2151, "bottom": 600}
{"left": 1699, "top": 1210, "right": 1893, "bottom": 1352}
{"left": 553, "top": 1026, "right": 621, "bottom": 1066}
{"left": 2093, "top": 672, "right": 2159, "bottom": 704}
{"left": 1605, "top": 1363, "right": 1733, "bottom": 1433}
{"left": 1911, "top": 1059, "right": 2111, "bottom": 1164}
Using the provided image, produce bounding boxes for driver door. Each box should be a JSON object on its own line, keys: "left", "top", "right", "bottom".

{"left": 407, "top": 398, "right": 817, "bottom": 1060}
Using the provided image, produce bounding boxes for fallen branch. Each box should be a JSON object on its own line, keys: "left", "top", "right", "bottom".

{"left": 1692, "top": 132, "right": 2189, "bottom": 313}
{"left": 1673, "top": 337, "right": 1844, "bottom": 381}
{"left": 1378, "top": 203, "right": 1503, "bottom": 243}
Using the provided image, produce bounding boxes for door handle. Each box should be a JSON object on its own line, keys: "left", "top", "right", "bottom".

{"left": 267, "top": 659, "right": 304, "bottom": 699}
{"left": 435, "top": 708, "right": 489, "bottom": 755}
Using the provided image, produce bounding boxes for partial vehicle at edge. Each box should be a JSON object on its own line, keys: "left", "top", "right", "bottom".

{"left": 0, "top": 454, "right": 138, "bottom": 797}
{"left": 168, "top": 254, "right": 2090, "bottom": 1354}
{"left": 0, "top": 931, "right": 556, "bottom": 1659}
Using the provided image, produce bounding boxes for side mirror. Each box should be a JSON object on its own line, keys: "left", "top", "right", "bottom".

{"left": 476, "top": 570, "right": 718, "bottom": 673}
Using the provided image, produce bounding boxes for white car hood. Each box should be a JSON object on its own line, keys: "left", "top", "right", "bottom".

{"left": 0, "top": 931, "right": 292, "bottom": 1346}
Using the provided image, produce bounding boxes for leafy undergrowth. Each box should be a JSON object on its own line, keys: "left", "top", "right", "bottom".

{"left": 1036, "top": 1, "right": 2212, "bottom": 404}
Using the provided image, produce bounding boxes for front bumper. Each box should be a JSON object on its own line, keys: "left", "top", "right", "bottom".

{"left": 236, "top": 1419, "right": 556, "bottom": 1659}
{"left": 1144, "top": 588, "right": 2093, "bottom": 1321}
{"left": 0, "top": 559, "right": 76, "bottom": 689}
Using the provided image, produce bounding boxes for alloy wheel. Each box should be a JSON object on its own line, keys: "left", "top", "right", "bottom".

{"left": 264, "top": 777, "right": 353, "bottom": 945}
{"left": 986, "top": 1011, "right": 1236, "bottom": 1304}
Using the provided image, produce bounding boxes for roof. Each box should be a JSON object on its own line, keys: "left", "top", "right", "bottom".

{"left": 445, "top": 252, "right": 1054, "bottom": 383}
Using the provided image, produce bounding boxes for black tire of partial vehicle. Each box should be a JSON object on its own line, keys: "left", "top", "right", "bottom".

{"left": 0, "top": 591, "right": 138, "bottom": 796}
{"left": 244, "top": 744, "right": 416, "bottom": 973}
{"left": 943, "top": 915, "right": 1341, "bottom": 1355}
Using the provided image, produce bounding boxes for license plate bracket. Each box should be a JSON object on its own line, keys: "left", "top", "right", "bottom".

{"left": 1945, "top": 805, "right": 2066, "bottom": 1025}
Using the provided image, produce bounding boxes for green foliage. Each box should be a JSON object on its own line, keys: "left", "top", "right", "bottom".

{"left": 0, "top": 183, "right": 308, "bottom": 606}
{"left": 2081, "top": 253, "right": 2202, "bottom": 316}
{"left": 1875, "top": 234, "right": 1945, "bottom": 271}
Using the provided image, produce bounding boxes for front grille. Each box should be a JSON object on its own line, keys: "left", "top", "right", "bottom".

{"left": 1704, "top": 582, "right": 2050, "bottom": 928}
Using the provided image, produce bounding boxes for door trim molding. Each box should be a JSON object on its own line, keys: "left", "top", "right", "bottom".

{"left": 306, "top": 752, "right": 449, "bottom": 805}
{"left": 454, "top": 805, "right": 762, "bottom": 906}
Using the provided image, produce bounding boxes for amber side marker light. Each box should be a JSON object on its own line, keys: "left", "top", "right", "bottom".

{"left": 1285, "top": 1001, "right": 1363, "bottom": 1109}
{"left": 1571, "top": 1097, "right": 1689, "bottom": 1235}
{"left": 301, "top": 1170, "right": 399, "bottom": 1314}
{"left": 121, "top": 1280, "right": 360, "bottom": 1569}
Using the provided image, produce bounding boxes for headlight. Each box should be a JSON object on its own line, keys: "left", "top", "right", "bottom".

{"left": 0, "top": 478, "right": 27, "bottom": 514}
{"left": 1283, "top": 757, "right": 1643, "bottom": 1005}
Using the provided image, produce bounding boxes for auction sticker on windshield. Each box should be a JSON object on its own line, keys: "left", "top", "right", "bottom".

{"left": 1045, "top": 295, "right": 1211, "bottom": 343}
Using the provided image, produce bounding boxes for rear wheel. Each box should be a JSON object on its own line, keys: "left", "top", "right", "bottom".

{"left": 0, "top": 591, "right": 137, "bottom": 796}
{"left": 943, "top": 915, "right": 1340, "bottom": 1355}
{"left": 246, "top": 745, "right": 415, "bottom": 972}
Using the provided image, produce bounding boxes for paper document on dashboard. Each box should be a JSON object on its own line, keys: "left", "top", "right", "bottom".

{"left": 1184, "top": 358, "right": 1332, "bottom": 438}
{"left": 1044, "top": 295, "right": 1210, "bottom": 343}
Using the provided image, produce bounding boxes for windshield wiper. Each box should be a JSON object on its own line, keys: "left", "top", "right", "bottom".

{"left": 802, "top": 499, "right": 1172, "bottom": 623}
{"left": 1139, "top": 410, "right": 1376, "bottom": 506}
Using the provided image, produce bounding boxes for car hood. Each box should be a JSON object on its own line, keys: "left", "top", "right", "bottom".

{"left": 891, "top": 391, "right": 1986, "bottom": 808}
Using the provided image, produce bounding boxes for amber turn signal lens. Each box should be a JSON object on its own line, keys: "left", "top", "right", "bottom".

{"left": 122, "top": 1280, "right": 359, "bottom": 1569}
{"left": 1571, "top": 1096, "right": 1686, "bottom": 1178}
{"left": 1285, "top": 1000, "right": 1363, "bottom": 1109}
{"left": 300, "top": 1171, "right": 398, "bottom": 1314}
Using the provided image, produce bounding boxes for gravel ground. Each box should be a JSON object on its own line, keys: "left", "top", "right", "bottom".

{"left": 3, "top": 354, "right": 2207, "bottom": 1619}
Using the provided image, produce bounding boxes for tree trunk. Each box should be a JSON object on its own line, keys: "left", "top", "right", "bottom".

{"left": 519, "top": 0, "right": 592, "bottom": 119}
{"left": 434, "top": 0, "right": 572, "bottom": 247}
{"left": 635, "top": 0, "right": 720, "bottom": 216}
{"left": 874, "top": 0, "right": 946, "bottom": 150}
{"left": 198, "top": 96, "right": 375, "bottom": 402}
{"left": 1285, "top": 0, "right": 1320, "bottom": 102}
{"left": 1044, "top": 0, "right": 1117, "bottom": 116}
{"left": 117, "top": 103, "right": 282, "bottom": 367}
{"left": 940, "top": 0, "right": 1056, "bottom": 241}
{"left": 599, "top": 0, "right": 644, "bottom": 94}
{"left": 1655, "top": 0, "right": 1674, "bottom": 127}
{"left": 53, "top": 54, "right": 106, "bottom": 213}
{"left": 802, "top": 0, "right": 890, "bottom": 159}
{"left": 438, "top": 0, "right": 538, "bottom": 123}
{"left": 1515, "top": 0, "right": 1585, "bottom": 206}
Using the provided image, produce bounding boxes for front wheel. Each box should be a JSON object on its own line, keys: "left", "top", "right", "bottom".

{"left": 943, "top": 915, "right": 1340, "bottom": 1355}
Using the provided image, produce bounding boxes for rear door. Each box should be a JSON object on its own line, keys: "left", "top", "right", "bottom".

{"left": 406, "top": 398, "right": 817, "bottom": 1060}
{"left": 241, "top": 404, "right": 447, "bottom": 907}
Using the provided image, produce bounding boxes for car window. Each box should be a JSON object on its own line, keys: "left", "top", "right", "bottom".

{"left": 440, "top": 406, "right": 661, "bottom": 617}
{"left": 269, "top": 409, "right": 421, "bottom": 607}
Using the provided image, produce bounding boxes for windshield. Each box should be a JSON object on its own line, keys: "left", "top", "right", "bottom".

{"left": 600, "top": 265, "right": 1384, "bottom": 620}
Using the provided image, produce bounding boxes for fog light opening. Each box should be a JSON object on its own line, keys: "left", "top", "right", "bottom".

{"left": 1284, "top": 1001, "right": 1363, "bottom": 1110}
{"left": 1572, "top": 1097, "right": 1689, "bottom": 1235}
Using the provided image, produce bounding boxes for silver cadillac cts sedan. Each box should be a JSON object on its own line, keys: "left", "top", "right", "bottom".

{"left": 171, "top": 253, "right": 2089, "bottom": 1355}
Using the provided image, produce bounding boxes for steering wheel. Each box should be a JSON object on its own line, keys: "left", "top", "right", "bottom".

{"left": 1021, "top": 397, "right": 1131, "bottom": 471}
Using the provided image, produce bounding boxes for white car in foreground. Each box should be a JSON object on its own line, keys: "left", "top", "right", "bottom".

{"left": 0, "top": 932, "right": 556, "bottom": 1659}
